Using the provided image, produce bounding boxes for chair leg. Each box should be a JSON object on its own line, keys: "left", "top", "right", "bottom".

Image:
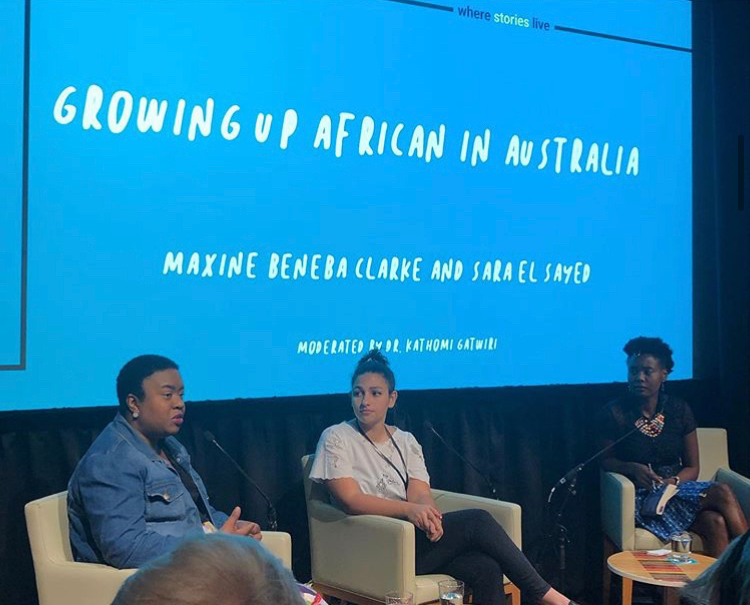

{"left": 603, "top": 535, "right": 617, "bottom": 605}
{"left": 504, "top": 582, "right": 521, "bottom": 605}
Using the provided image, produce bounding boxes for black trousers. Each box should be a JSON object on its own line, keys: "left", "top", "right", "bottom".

{"left": 414, "top": 509, "right": 550, "bottom": 605}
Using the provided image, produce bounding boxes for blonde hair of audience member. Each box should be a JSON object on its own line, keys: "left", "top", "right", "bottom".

{"left": 680, "top": 530, "right": 750, "bottom": 605}
{"left": 111, "top": 534, "right": 304, "bottom": 605}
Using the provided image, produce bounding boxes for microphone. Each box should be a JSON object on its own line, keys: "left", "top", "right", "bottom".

{"left": 423, "top": 421, "right": 500, "bottom": 500}
{"left": 547, "top": 412, "right": 659, "bottom": 503}
{"left": 203, "top": 431, "right": 278, "bottom": 531}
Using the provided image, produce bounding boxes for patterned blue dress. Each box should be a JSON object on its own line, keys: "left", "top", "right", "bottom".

{"left": 598, "top": 394, "right": 712, "bottom": 541}
{"left": 634, "top": 480, "right": 712, "bottom": 541}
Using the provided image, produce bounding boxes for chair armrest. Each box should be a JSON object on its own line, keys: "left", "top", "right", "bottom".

{"left": 37, "top": 561, "right": 135, "bottom": 605}
{"left": 431, "top": 489, "right": 522, "bottom": 547}
{"left": 308, "top": 501, "right": 416, "bottom": 600}
{"left": 261, "top": 531, "right": 292, "bottom": 570}
{"left": 715, "top": 467, "right": 750, "bottom": 521}
{"left": 600, "top": 471, "right": 636, "bottom": 551}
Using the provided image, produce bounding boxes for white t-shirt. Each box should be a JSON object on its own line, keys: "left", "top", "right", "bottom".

{"left": 310, "top": 420, "right": 430, "bottom": 503}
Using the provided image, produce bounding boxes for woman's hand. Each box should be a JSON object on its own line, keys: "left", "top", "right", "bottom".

{"left": 221, "top": 506, "right": 263, "bottom": 540}
{"left": 407, "top": 503, "right": 443, "bottom": 541}
{"left": 236, "top": 519, "right": 263, "bottom": 541}
{"left": 628, "top": 463, "right": 663, "bottom": 489}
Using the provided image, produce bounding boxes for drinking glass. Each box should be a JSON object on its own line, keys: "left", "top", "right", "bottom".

{"left": 438, "top": 580, "right": 464, "bottom": 605}
{"left": 668, "top": 531, "right": 693, "bottom": 563}
{"left": 385, "top": 590, "right": 413, "bottom": 605}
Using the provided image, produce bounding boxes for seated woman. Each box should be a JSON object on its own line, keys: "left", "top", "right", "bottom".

{"left": 112, "top": 533, "right": 305, "bottom": 605}
{"left": 70, "top": 354, "right": 327, "bottom": 604}
{"left": 310, "top": 349, "right": 578, "bottom": 605}
{"left": 597, "top": 336, "right": 748, "bottom": 557}
{"left": 67, "top": 354, "right": 263, "bottom": 569}
{"left": 680, "top": 529, "right": 750, "bottom": 605}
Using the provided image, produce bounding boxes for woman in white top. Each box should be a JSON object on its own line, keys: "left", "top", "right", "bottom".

{"left": 310, "top": 350, "right": 578, "bottom": 605}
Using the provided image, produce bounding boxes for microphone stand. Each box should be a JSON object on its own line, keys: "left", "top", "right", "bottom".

{"left": 424, "top": 422, "right": 501, "bottom": 500}
{"left": 204, "top": 431, "right": 279, "bottom": 531}
{"left": 541, "top": 419, "right": 649, "bottom": 593}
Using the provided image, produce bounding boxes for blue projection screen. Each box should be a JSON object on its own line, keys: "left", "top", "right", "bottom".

{"left": 0, "top": 0, "right": 692, "bottom": 410}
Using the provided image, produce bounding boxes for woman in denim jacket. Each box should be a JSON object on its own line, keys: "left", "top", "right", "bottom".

{"left": 67, "top": 355, "right": 261, "bottom": 569}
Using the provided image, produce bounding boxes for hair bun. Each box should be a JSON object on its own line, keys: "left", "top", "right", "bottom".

{"left": 352, "top": 348, "right": 396, "bottom": 391}
{"left": 357, "top": 348, "right": 390, "bottom": 368}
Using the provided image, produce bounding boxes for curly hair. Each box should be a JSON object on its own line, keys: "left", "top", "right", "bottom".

{"left": 351, "top": 348, "right": 396, "bottom": 392}
{"left": 623, "top": 336, "right": 675, "bottom": 374}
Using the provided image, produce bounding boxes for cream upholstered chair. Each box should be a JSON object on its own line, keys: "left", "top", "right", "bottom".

{"left": 601, "top": 427, "right": 750, "bottom": 603}
{"left": 25, "top": 491, "right": 293, "bottom": 605}
{"left": 302, "top": 455, "right": 522, "bottom": 605}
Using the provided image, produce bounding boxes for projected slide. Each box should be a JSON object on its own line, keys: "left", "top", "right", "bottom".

{"left": 0, "top": 0, "right": 692, "bottom": 410}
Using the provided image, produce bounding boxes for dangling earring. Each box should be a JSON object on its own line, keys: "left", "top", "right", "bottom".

{"left": 660, "top": 382, "right": 666, "bottom": 393}
{"left": 132, "top": 411, "right": 140, "bottom": 419}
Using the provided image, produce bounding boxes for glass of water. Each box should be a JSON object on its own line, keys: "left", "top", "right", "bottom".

{"left": 668, "top": 531, "right": 693, "bottom": 563}
{"left": 438, "top": 580, "right": 464, "bottom": 605}
{"left": 385, "top": 590, "right": 413, "bottom": 605}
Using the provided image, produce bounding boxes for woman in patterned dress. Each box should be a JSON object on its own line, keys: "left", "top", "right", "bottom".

{"left": 310, "top": 349, "right": 579, "bottom": 605}
{"left": 598, "top": 337, "right": 748, "bottom": 556}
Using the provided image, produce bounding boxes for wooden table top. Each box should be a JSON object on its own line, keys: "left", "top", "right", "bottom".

{"left": 607, "top": 550, "right": 716, "bottom": 588}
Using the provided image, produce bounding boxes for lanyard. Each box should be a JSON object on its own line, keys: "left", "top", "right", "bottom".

{"left": 356, "top": 421, "right": 409, "bottom": 492}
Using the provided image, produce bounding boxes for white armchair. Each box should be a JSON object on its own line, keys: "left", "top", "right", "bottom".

{"left": 601, "top": 428, "right": 750, "bottom": 602}
{"left": 302, "top": 455, "right": 521, "bottom": 605}
{"left": 25, "top": 491, "right": 293, "bottom": 605}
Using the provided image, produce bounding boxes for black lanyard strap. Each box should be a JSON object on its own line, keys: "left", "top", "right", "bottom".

{"left": 355, "top": 421, "right": 409, "bottom": 492}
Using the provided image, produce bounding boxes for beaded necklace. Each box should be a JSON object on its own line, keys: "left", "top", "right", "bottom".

{"left": 635, "top": 412, "right": 665, "bottom": 437}
{"left": 634, "top": 395, "right": 666, "bottom": 438}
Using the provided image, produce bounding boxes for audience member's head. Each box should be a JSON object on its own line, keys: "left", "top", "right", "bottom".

{"left": 111, "top": 533, "right": 304, "bottom": 605}
{"left": 681, "top": 530, "right": 750, "bottom": 605}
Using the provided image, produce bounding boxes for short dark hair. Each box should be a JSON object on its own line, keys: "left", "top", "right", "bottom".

{"left": 351, "top": 348, "right": 396, "bottom": 392}
{"left": 623, "top": 337, "right": 674, "bottom": 373}
{"left": 116, "top": 355, "right": 179, "bottom": 414}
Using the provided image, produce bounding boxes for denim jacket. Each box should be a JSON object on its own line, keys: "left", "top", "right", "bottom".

{"left": 68, "top": 414, "right": 229, "bottom": 569}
